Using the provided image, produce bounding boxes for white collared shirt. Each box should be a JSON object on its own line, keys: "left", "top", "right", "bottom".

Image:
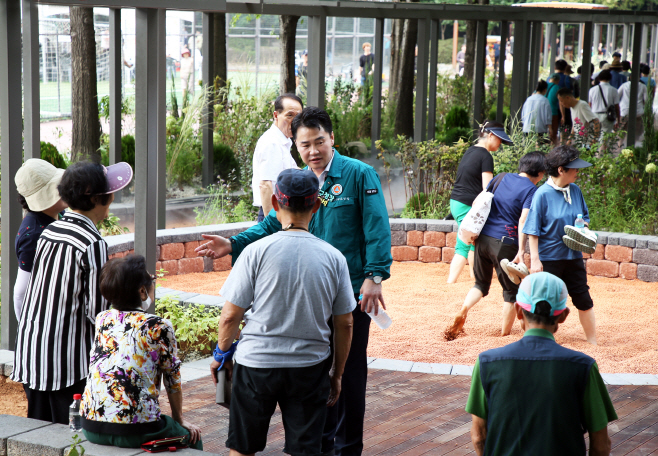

{"left": 589, "top": 82, "right": 619, "bottom": 114}
{"left": 521, "top": 93, "right": 552, "bottom": 133}
{"left": 618, "top": 80, "right": 648, "bottom": 117}
{"left": 251, "top": 122, "right": 297, "bottom": 207}
{"left": 317, "top": 152, "right": 335, "bottom": 189}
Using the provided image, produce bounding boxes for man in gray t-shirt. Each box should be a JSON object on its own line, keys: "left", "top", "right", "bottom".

{"left": 210, "top": 169, "right": 355, "bottom": 456}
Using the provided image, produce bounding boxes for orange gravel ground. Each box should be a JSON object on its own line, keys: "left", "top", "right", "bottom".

{"left": 162, "top": 262, "right": 658, "bottom": 374}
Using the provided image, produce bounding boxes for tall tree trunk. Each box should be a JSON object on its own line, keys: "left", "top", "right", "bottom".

{"left": 213, "top": 13, "right": 228, "bottom": 107}
{"left": 464, "top": 0, "right": 489, "bottom": 81}
{"left": 389, "top": 18, "right": 403, "bottom": 97}
{"left": 70, "top": 6, "right": 101, "bottom": 163}
{"left": 394, "top": 17, "right": 418, "bottom": 138}
{"left": 279, "top": 15, "right": 300, "bottom": 94}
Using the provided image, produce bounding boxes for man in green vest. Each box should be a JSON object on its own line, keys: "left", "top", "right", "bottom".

{"left": 197, "top": 106, "right": 392, "bottom": 456}
{"left": 466, "top": 272, "right": 617, "bottom": 456}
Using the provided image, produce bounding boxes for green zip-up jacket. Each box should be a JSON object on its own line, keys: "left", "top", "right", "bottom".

{"left": 230, "top": 149, "right": 392, "bottom": 293}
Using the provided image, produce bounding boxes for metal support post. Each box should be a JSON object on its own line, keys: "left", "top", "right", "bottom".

{"left": 510, "top": 20, "right": 530, "bottom": 119}
{"left": 202, "top": 12, "right": 215, "bottom": 188}
{"left": 606, "top": 24, "right": 612, "bottom": 54}
{"left": 371, "top": 17, "right": 384, "bottom": 154}
{"left": 496, "top": 20, "right": 507, "bottom": 125}
{"left": 593, "top": 23, "right": 600, "bottom": 56}
{"left": 611, "top": 24, "right": 616, "bottom": 52}
{"left": 581, "top": 22, "right": 593, "bottom": 103}
{"left": 543, "top": 23, "right": 550, "bottom": 68}
{"left": 254, "top": 17, "right": 260, "bottom": 94}
{"left": 640, "top": 23, "right": 648, "bottom": 65}
{"left": 307, "top": 14, "right": 327, "bottom": 108}
{"left": 472, "top": 20, "right": 487, "bottom": 134}
{"left": 622, "top": 24, "right": 629, "bottom": 60}
{"left": 414, "top": 17, "right": 430, "bottom": 142}
{"left": 628, "top": 22, "right": 643, "bottom": 147}
{"left": 22, "top": 0, "right": 40, "bottom": 159}
{"left": 560, "top": 23, "right": 565, "bottom": 58}
{"left": 529, "top": 22, "right": 542, "bottom": 97}
{"left": 135, "top": 8, "right": 165, "bottom": 274}
{"left": 427, "top": 18, "right": 439, "bottom": 140}
{"left": 650, "top": 25, "right": 657, "bottom": 71}
{"left": 0, "top": 0, "right": 23, "bottom": 349}
{"left": 109, "top": 8, "right": 122, "bottom": 203}
{"left": 578, "top": 23, "right": 584, "bottom": 58}
{"left": 549, "top": 22, "right": 557, "bottom": 74}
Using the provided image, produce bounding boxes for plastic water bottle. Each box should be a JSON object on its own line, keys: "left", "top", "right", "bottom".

{"left": 69, "top": 394, "right": 82, "bottom": 432}
{"left": 575, "top": 214, "right": 585, "bottom": 229}
{"left": 360, "top": 295, "right": 392, "bottom": 330}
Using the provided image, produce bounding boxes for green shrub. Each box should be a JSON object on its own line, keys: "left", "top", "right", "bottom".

{"left": 213, "top": 141, "right": 240, "bottom": 183}
{"left": 438, "top": 127, "right": 472, "bottom": 146}
{"left": 40, "top": 142, "right": 67, "bottom": 169}
{"left": 488, "top": 106, "right": 510, "bottom": 125}
{"left": 99, "top": 134, "right": 136, "bottom": 171}
{"left": 444, "top": 106, "right": 470, "bottom": 130}
{"left": 401, "top": 192, "right": 429, "bottom": 218}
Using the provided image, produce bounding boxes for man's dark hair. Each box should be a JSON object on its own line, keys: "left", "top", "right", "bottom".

{"left": 100, "top": 254, "right": 154, "bottom": 311}
{"left": 545, "top": 145, "right": 580, "bottom": 177}
{"left": 536, "top": 80, "right": 548, "bottom": 93}
{"left": 577, "top": 65, "right": 582, "bottom": 75}
{"left": 274, "top": 93, "right": 303, "bottom": 113}
{"left": 518, "top": 151, "right": 546, "bottom": 177}
{"left": 556, "top": 87, "right": 573, "bottom": 98}
{"left": 598, "top": 69, "right": 612, "bottom": 81}
{"left": 18, "top": 194, "right": 30, "bottom": 211}
{"left": 522, "top": 301, "right": 560, "bottom": 326}
{"left": 622, "top": 60, "right": 631, "bottom": 71}
{"left": 554, "top": 59, "right": 567, "bottom": 71}
{"left": 58, "top": 161, "right": 111, "bottom": 211}
{"left": 599, "top": 60, "right": 608, "bottom": 69}
{"left": 278, "top": 196, "right": 317, "bottom": 215}
{"left": 291, "top": 106, "right": 333, "bottom": 140}
{"left": 612, "top": 52, "right": 622, "bottom": 58}
{"left": 640, "top": 63, "right": 651, "bottom": 76}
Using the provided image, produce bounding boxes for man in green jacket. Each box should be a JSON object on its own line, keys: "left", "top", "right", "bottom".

{"left": 197, "top": 107, "right": 392, "bottom": 456}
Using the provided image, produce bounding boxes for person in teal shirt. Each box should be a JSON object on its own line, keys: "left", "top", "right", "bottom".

{"left": 546, "top": 73, "right": 561, "bottom": 144}
{"left": 197, "top": 107, "right": 392, "bottom": 456}
{"left": 466, "top": 272, "right": 616, "bottom": 456}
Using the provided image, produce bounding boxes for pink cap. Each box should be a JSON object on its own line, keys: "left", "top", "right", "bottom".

{"left": 103, "top": 162, "right": 133, "bottom": 194}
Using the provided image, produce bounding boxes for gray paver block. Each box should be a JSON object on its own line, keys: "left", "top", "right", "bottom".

{"left": 600, "top": 373, "right": 629, "bottom": 385}
{"left": 0, "top": 415, "right": 51, "bottom": 453}
{"left": 605, "top": 232, "right": 626, "bottom": 246}
{"left": 426, "top": 221, "right": 457, "bottom": 233}
{"left": 183, "top": 356, "right": 214, "bottom": 371}
{"left": 390, "top": 231, "right": 407, "bottom": 246}
{"left": 180, "top": 366, "right": 212, "bottom": 384}
{"left": 80, "top": 442, "right": 144, "bottom": 456}
{"left": 633, "top": 249, "right": 658, "bottom": 266}
{"left": 593, "top": 231, "right": 608, "bottom": 244}
{"left": 2, "top": 363, "right": 13, "bottom": 377}
{"left": 8, "top": 423, "right": 85, "bottom": 456}
{"left": 368, "top": 358, "right": 413, "bottom": 372}
{"left": 0, "top": 350, "right": 14, "bottom": 365}
{"left": 404, "top": 222, "right": 416, "bottom": 231}
{"left": 633, "top": 235, "right": 658, "bottom": 249}
{"left": 430, "top": 363, "right": 453, "bottom": 375}
{"left": 619, "top": 235, "right": 638, "bottom": 248}
{"left": 182, "top": 294, "right": 225, "bottom": 308}
{"left": 410, "top": 362, "right": 433, "bottom": 374}
{"left": 156, "top": 291, "right": 200, "bottom": 303}
{"left": 389, "top": 220, "right": 405, "bottom": 231}
{"left": 614, "top": 373, "right": 658, "bottom": 385}
{"left": 450, "top": 365, "right": 474, "bottom": 376}
{"left": 414, "top": 222, "right": 427, "bottom": 232}
{"left": 648, "top": 237, "right": 658, "bottom": 250}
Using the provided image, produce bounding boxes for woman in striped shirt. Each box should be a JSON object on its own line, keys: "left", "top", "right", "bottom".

{"left": 12, "top": 161, "right": 133, "bottom": 424}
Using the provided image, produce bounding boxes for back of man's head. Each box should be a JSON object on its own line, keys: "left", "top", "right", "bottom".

{"left": 275, "top": 168, "right": 319, "bottom": 215}
{"left": 535, "top": 80, "right": 548, "bottom": 93}
{"left": 612, "top": 52, "right": 622, "bottom": 59}
{"left": 641, "top": 63, "right": 651, "bottom": 76}
{"left": 291, "top": 107, "right": 333, "bottom": 140}
{"left": 274, "top": 94, "right": 303, "bottom": 113}
{"left": 554, "top": 59, "right": 567, "bottom": 71}
{"left": 518, "top": 151, "right": 546, "bottom": 177}
{"left": 599, "top": 60, "right": 608, "bottom": 69}
{"left": 622, "top": 60, "right": 631, "bottom": 72}
{"left": 556, "top": 87, "right": 574, "bottom": 100}
{"left": 598, "top": 69, "right": 612, "bottom": 82}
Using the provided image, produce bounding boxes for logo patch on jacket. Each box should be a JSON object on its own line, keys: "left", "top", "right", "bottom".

{"left": 331, "top": 184, "right": 343, "bottom": 196}
{"left": 365, "top": 189, "right": 378, "bottom": 195}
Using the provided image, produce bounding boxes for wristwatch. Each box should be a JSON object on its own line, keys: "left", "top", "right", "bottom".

{"left": 366, "top": 273, "right": 383, "bottom": 284}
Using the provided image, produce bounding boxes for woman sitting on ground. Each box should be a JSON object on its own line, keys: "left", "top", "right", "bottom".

{"left": 80, "top": 254, "right": 202, "bottom": 450}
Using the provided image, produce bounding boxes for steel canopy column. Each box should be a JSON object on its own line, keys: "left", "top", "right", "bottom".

{"left": 640, "top": 24, "right": 648, "bottom": 64}
{"left": 307, "top": 14, "right": 327, "bottom": 108}
{"left": 202, "top": 13, "right": 215, "bottom": 188}
{"left": 496, "top": 21, "right": 507, "bottom": 124}
{"left": 156, "top": 10, "right": 166, "bottom": 231}
{"left": 414, "top": 17, "right": 430, "bottom": 142}
{"left": 472, "top": 20, "right": 487, "bottom": 134}
{"left": 593, "top": 23, "right": 600, "bottom": 56}
{"left": 371, "top": 17, "right": 384, "bottom": 154}
{"left": 22, "top": 0, "right": 39, "bottom": 159}
{"left": 135, "top": 8, "right": 164, "bottom": 274}
{"left": 578, "top": 24, "right": 584, "bottom": 58}
{"left": 549, "top": 22, "right": 557, "bottom": 74}
{"left": 0, "top": 0, "right": 23, "bottom": 349}
{"left": 543, "top": 23, "right": 550, "bottom": 68}
{"left": 510, "top": 20, "right": 530, "bottom": 119}
{"left": 427, "top": 19, "right": 439, "bottom": 140}
{"left": 627, "top": 22, "right": 643, "bottom": 147}
{"left": 529, "top": 22, "right": 542, "bottom": 97}
{"left": 580, "top": 22, "right": 593, "bottom": 103}
{"left": 559, "top": 23, "right": 565, "bottom": 58}
{"left": 622, "top": 24, "right": 629, "bottom": 60}
{"left": 109, "top": 8, "right": 122, "bottom": 203}
{"left": 606, "top": 24, "right": 612, "bottom": 53}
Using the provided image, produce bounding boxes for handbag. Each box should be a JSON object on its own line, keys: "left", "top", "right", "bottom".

{"left": 598, "top": 85, "right": 617, "bottom": 122}
{"left": 458, "top": 173, "right": 507, "bottom": 245}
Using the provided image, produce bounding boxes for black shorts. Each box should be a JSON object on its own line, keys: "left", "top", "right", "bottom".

{"left": 473, "top": 234, "right": 519, "bottom": 303}
{"left": 541, "top": 258, "right": 594, "bottom": 311}
{"left": 227, "top": 360, "right": 331, "bottom": 455}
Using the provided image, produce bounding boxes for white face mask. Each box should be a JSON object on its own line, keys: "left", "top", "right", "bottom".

{"left": 142, "top": 295, "right": 152, "bottom": 311}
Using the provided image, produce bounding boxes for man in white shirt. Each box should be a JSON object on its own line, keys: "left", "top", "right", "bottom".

{"left": 252, "top": 94, "right": 303, "bottom": 222}
{"left": 588, "top": 70, "right": 620, "bottom": 136}
{"left": 618, "top": 78, "right": 648, "bottom": 147}
{"left": 521, "top": 80, "right": 552, "bottom": 142}
{"left": 557, "top": 88, "right": 601, "bottom": 146}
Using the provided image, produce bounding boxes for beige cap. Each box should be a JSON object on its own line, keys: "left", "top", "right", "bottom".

{"left": 15, "top": 159, "right": 65, "bottom": 212}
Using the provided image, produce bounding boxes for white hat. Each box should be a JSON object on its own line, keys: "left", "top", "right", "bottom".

{"left": 15, "top": 159, "right": 65, "bottom": 212}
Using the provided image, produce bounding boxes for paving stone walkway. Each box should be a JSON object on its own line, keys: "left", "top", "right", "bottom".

{"left": 163, "top": 368, "right": 658, "bottom": 456}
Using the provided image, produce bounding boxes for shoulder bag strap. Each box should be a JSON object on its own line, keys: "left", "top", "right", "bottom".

{"left": 486, "top": 172, "right": 508, "bottom": 194}
{"left": 598, "top": 84, "right": 608, "bottom": 108}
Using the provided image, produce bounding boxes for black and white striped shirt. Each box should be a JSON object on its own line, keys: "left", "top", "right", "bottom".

{"left": 12, "top": 211, "right": 109, "bottom": 391}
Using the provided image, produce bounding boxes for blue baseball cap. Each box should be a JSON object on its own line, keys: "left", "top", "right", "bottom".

{"left": 483, "top": 126, "right": 514, "bottom": 146}
{"left": 516, "top": 272, "right": 568, "bottom": 316}
{"left": 275, "top": 168, "right": 319, "bottom": 208}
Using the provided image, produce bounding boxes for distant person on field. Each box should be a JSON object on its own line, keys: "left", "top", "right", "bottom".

{"left": 618, "top": 75, "right": 648, "bottom": 147}
{"left": 588, "top": 69, "right": 620, "bottom": 137}
{"left": 210, "top": 168, "right": 355, "bottom": 456}
{"left": 13, "top": 159, "right": 67, "bottom": 321}
{"left": 447, "top": 152, "right": 546, "bottom": 340}
{"left": 251, "top": 94, "right": 303, "bottom": 222}
{"left": 359, "top": 42, "right": 375, "bottom": 86}
{"left": 521, "top": 80, "right": 552, "bottom": 142}
{"left": 296, "top": 49, "right": 309, "bottom": 98}
{"left": 466, "top": 272, "right": 617, "bottom": 456}
{"left": 180, "top": 47, "right": 194, "bottom": 99}
{"left": 457, "top": 44, "right": 466, "bottom": 75}
{"left": 557, "top": 88, "right": 601, "bottom": 145}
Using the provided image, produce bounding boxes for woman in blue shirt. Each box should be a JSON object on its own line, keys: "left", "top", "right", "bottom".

{"left": 522, "top": 146, "right": 597, "bottom": 345}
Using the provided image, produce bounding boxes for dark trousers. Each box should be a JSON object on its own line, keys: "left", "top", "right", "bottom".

{"left": 23, "top": 378, "right": 87, "bottom": 424}
{"left": 322, "top": 295, "right": 371, "bottom": 456}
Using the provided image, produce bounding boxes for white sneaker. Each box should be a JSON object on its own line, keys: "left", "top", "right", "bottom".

{"left": 500, "top": 259, "right": 529, "bottom": 285}
{"left": 564, "top": 226, "right": 598, "bottom": 249}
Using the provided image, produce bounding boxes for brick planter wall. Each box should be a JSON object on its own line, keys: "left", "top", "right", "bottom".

{"left": 104, "top": 219, "right": 658, "bottom": 282}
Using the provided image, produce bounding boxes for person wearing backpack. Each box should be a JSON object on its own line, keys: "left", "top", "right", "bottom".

{"left": 446, "top": 152, "right": 546, "bottom": 340}
{"left": 588, "top": 69, "right": 619, "bottom": 140}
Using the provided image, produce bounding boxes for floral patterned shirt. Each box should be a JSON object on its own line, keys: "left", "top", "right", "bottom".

{"left": 81, "top": 309, "right": 181, "bottom": 424}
